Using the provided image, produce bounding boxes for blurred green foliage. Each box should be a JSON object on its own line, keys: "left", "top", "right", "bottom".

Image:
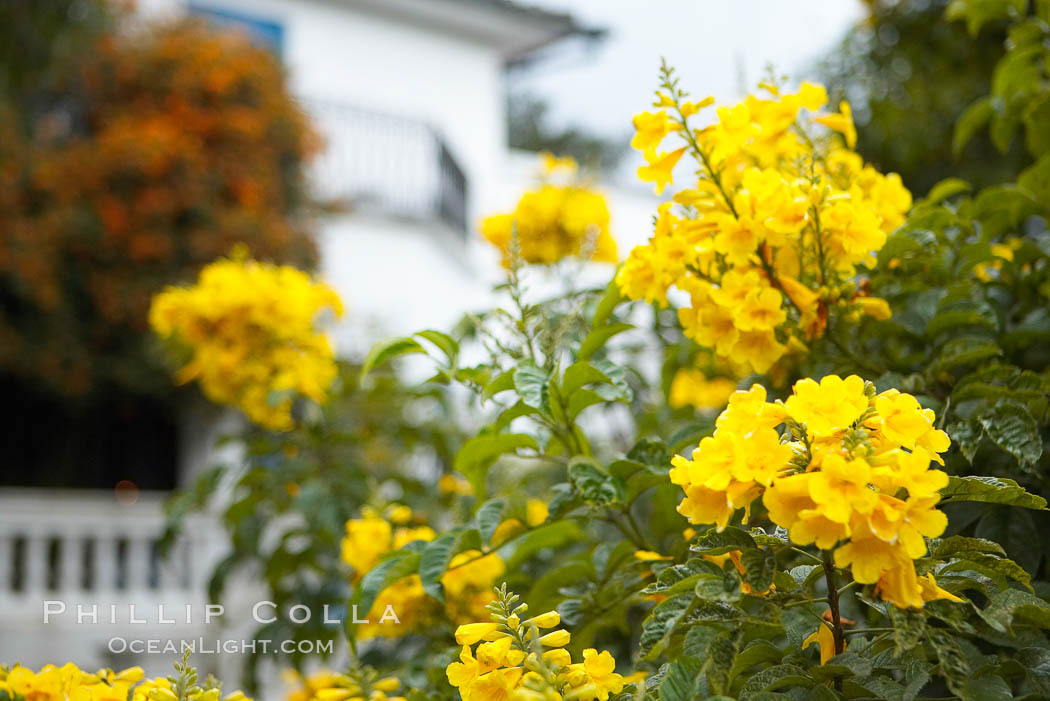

{"left": 820, "top": 0, "right": 1030, "bottom": 195}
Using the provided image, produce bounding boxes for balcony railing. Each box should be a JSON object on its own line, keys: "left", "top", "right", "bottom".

{"left": 301, "top": 98, "right": 469, "bottom": 237}
{"left": 0, "top": 489, "right": 219, "bottom": 614}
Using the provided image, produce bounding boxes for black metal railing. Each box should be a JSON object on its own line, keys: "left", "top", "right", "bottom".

{"left": 300, "top": 97, "right": 469, "bottom": 238}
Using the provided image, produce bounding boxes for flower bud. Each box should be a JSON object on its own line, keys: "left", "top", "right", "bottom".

{"left": 527, "top": 611, "right": 560, "bottom": 629}
{"left": 454, "top": 622, "right": 500, "bottom": 646}
{"left": 538, "top": 630, "right": 570, "bottom": 647}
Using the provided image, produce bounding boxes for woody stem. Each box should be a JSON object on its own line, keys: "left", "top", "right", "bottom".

{"left": 822, "top": 550, "right": 846, "bottom": 691}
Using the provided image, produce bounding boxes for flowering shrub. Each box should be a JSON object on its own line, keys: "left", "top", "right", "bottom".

{"left": 0, "top": 657, "right": 247, "bottom": 701}
{"left": 341, "top": 505, "right": 504, "bottom": 638}
{"left": 617, "top": 67, "right": 907, "bottom": 373}
{"left": 149, "top": 252, "right": 342, "bottom": 430}
{"left": 481, "top": 154, "right": 617, "bottom": 267}
{"left": 0, "top": 14, "right": 318, "bottom": 396}
{"left": 157, "top": 2, "right": 1050, "bottom": 699}
{"left": 447, "top": 585, "right": 627, "bottom": 701}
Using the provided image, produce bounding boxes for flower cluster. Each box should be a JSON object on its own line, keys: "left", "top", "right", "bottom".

{"left": 670, "top": 374, "right": 960, "bottom": 608}
{"left": 481, "top": 154, "right": 617, "bottom": 268}
{"left": 617, "top": 67, "right": 909, "bottom": 373}
{"left": 0, "top": 17, "right": 318, "bottom": 396}
{"left": 340, "top": 506, "right": 504, "bottom": 638}
{"left": 0, "top": 663, "right": 249, "bottom": 701}
{"left": 283, "top": 668, "right": 403, "bottom": 701}
{"left": 149, "top": 252, "right": 343, "bottom": 431}
{"left": 447, "top": 586, "right": 625, "bottom": 701}
{"left": 669, "top": 367, "right": 737, "bottom": 410}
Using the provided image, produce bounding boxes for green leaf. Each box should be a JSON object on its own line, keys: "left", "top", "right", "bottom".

{"left": 941, "top": 475, "right": 1047, "bottom": 509}
{"left": 963, "top": 675, "right": 1013, "bottom": 701}
{"left": 929, "top": 628, "right": 970, "bottom": 697}
{"left": 351, "top": 550, "right": 420, "bottom": 633}
{"left": 977, "top": 401, "right": 1043, "bottom": 467}
{"left": 417, "top": 529, "right": 481, "bottom": 602}
{"left": 639, "top": 593, "right": 693, "bottom": 659}
{"left": 695, "top": 566, "right": 742, "bottom": 603}
{"left": 453, "top": 433, "right": 539, "bottom": 498}
{"left": 951, "top": 364, "right": 1050, "bottom": 403}
{"left": 926, "top": 299, "right": 998, "bottom": 339}
{"left": 514, "top": 361, "right": 550, "bottom": 413}
{"left": 592, "top": 278, "right": 625, "bottom": 328}
{"left": 925, "top": 177, "right": 972, "bottom": 204}
{"left": 929, "top": 535, "right": 1006, "bottom": 559}
{"left": 1016, "top": 647, "right": 1050, "bottom": 697}
{"left": 659, "top": 657, "right": 703, "bottom": 701}
{"left": 561, "top": 361, "right": 611, "bottom": 397}
{"left": 475, "top": 498, "right": 506, "bottom": 543}
{"left": 567, "top": 388, "right": 606, "bottom": 419}
{"left": 578, "top": 322, "right": 633, "bottom": 361}
{"left": 505, "top": 521, "right": 585, "bottom": 571}
{"left": 738, "top": 664, "right": 812, "bottom": 698}
{"left": 568, "top": 458, "right": 624, "bottom": 505}
{"left": 482, "top": 368, "right": 515, "bottom": 400}
{"left": 691, "top": 526, "right": 757, "bottom": 555}
{"left": 361, "top": 336, "right": 424, "bottom": 377}
{"left": 974, "top": 506, "right": 1042, "bottom": 575}
{"left": 931, "top": 336, "right": 1002, "bottom": 374}
{"left": 980, "top": 588, "right": 1050, "bottom": 631}
{"left": 415, "top": 329, "right": 458, "bottom": 365}
{"left": 953, "top": 96, "right": 995, "bottom": 153}
{"left": 741, "top": 548, "right": 776, "bottom": 593}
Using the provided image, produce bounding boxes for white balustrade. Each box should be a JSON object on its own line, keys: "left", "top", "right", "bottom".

{"left": 0, "top": 489, "right": 218, "bottom": 611}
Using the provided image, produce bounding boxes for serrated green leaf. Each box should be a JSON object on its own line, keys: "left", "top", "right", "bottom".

{"left": 640, "top": 593, "right": 693, "bottom": 659}
{"left": 475, "top": 498, "right": 506, "bottom": 542}
{"left": 659, "top": 657, "right": 703, "bottom": 701}
{"left": 940, "top": 475, "right": 1047, "bottom": 509}
{"left": 741, "top": 547, "right": 776, "bottom": 593}
{"left": 514, "top": 361, "right": 550, "bottom": 413}
{"left": 931, "top": 336, "right": 1002, "bottom": 374}
{"left": 739, "top": 664, "right": 812, "bottom": 698}
{"left": 691, "top": 526, "right": 757, "bottom": 555}
{"left": 977, "top": 400, "right": 1043, "bottom": 466}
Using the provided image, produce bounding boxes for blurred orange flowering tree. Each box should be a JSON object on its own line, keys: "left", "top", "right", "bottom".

{"left": 0, "top": 4, "right": 319, "bottom": 396}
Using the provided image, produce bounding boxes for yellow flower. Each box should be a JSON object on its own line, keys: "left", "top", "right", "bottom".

{"left": 149, "top": 255, "right": 342, "bottom": 430}
{"left": 670, "top": 373, "right": 951, "bottom": 609}
{"left": 456, "top": 622, "right": 501, "bottom": 646}
{"left": 526, "top": 500, "right": 549, "bottom": 527}
{"left": 631, "top": 111, "right": 679, "bottom": 153}
{"left": 443, "top": 551, "right": 506, "bottom": 624}
{"left": 803, "top": 624, "right": 838, "bottom": 665}
{"left": 784, "top": 374, "right": 868, "bottom": 437}
{"left": 618, "top": 75, "right": 909, "bottom": 371}
{"left": 668, "top": 368, "right": 737, "bottom": 410}
{"left": 857, "top": 296, "right": 891, "bottom": 320}
{"left": 482, "top": 167, "right": 616, "bottom": 269}
{"left": 808, "top": 454, "right": 877, "bottom": 523}
{"left": 637, "top": 147, "right": 687, "bottom": 195}
{"left": 814, "top": 100, "right": 857, "bottom": 149}
{"left": 733, "top": 286, "right": 786, "bottom": 331}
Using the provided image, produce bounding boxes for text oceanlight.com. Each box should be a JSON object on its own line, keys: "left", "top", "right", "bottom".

{"left": 107, "top": 638, "right": 335, "bottom": 655}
